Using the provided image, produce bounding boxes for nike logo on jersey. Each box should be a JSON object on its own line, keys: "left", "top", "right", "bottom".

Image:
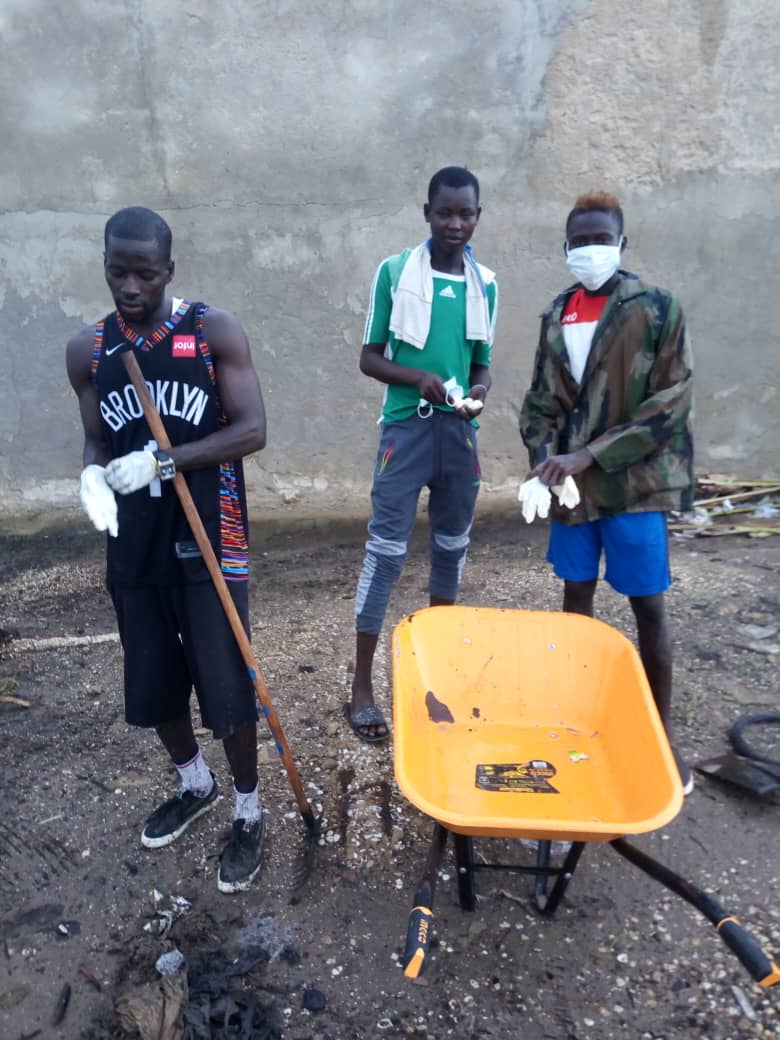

{"left": 99, "top": 380, "right": 209, "bottom": 433}
{"left": 438, "top": 285, "right": 457, "bottom": 298}
{"left": 105, "top": 343, "right": 126, "bottom": 356}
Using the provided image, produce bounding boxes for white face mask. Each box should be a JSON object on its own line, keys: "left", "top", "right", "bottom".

{"left": 565, "top": 241, "right": 622, "bottom": 291}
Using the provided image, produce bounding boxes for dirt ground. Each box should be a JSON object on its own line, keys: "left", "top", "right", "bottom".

{"left": 0, "top": 513, "right": 778, "bottom": 1040}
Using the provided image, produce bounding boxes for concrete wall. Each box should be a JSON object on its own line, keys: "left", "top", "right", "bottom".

{"left": 1, "top": 0, "right": 778, "bottom": 522}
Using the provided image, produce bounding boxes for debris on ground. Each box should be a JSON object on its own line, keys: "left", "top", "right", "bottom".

{"left": 51, "top": 981, "right": 71, "bottom": 1026}
{"left": 0, "top": 984, "right": 29, "bottom": 1010}
{"left": 115, "top": 969, "right": 188, "bottom": 1040}
{"left": 0, "top": 676, "right": 30, "bottom": 707}
{"left": 302, "top": 986, "right": 327, "bottom": 1012}
{"left": 144, "top": 891, "right": 192, "bottom": 937}
{"left": 670, "top": 474, "right": 780, "bottom": 537}
{"left": 156, "top": 949, "right": 186, "bottom": 976}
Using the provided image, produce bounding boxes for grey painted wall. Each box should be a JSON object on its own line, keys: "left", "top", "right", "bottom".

{"left": 1, "top": 0, "right": 778, "bottom": 521}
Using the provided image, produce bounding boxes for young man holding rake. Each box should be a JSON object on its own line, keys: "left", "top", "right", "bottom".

{"left": 67, "top": 206, "right": 268, "bottom": 891}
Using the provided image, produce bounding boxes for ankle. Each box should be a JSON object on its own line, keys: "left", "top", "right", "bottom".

{"left": 174, "top": 748, "right": 213, "bottom": 798}
{"left": 234, "top": 782, "right": 261, "bottom": 823}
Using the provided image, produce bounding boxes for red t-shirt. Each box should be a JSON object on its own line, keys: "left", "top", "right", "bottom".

{"left": 561, "top": 288, "right": 608, "bottom": 383}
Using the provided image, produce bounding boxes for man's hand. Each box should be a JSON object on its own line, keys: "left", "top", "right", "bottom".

{"left": 453, "top": 383, "right": 487, "bottom": 420}
{"left": 80, "top": 465, "right": 119, "bottom": 537}
{"left": 467, "top": 384, "right": 488, "bottom": 406}
{"left": 530, "top": 448, "right": 594, "bottom": 487}
{"left": 416, "top": 372, "right": 447, "bottom": 405}
{"left": 105, "top": 450, "right": 158, "bottom": 495}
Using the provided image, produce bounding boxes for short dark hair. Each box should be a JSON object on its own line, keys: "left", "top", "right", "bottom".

{"left": 104, "top": 206, "right": 172, "bottom": 258}
{"left": 566, "top": 191, "right": 623, "bottom": 236}
{"left": 428, "top": 166, "right": 480, "bottom": 204}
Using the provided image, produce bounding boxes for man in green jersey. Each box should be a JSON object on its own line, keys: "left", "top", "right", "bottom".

{"left": 347, "top": 166, "right": 498, "bottom": 741}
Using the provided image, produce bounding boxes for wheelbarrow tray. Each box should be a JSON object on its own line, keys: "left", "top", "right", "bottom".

{"left": 393, "top": 607, "right": 683, "bottom": 842}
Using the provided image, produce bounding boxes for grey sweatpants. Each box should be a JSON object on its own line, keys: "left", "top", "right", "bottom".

{"left": 355, "top": 410, "right": 481, "bottom": 634}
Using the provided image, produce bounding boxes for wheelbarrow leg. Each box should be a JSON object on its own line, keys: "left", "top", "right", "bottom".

{"left": 453, "top": 833, "right": 476, "bottom": 911}
{"left": 537, "top": 842, "right": 586, "bottom": 915}
{"left": 402, "top": 822, "right": 449, "bottom": 978}
{"left": 533, "top": 840, "right": 552, "bottom": 910}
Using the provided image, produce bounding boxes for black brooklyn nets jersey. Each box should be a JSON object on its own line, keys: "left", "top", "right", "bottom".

{"left": 92, "top": 300, "right": 249, "bottom": 585}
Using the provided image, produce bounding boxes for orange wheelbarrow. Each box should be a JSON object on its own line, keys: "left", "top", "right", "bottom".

{"left": 392, "top": 606, "right": 779, "bottom": 987}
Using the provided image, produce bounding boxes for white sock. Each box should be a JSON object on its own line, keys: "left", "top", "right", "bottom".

{"left": 174, "top": 748, "right": 213, "bottom": 797}
{"left": 234, "top": 783, "right": 261, "bottom": 824}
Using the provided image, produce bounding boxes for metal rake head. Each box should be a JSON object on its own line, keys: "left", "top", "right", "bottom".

{"left": 289, "top": 812, "right": 322, "bottom": 898}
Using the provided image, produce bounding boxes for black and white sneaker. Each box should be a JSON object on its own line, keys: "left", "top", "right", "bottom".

{"left": 141, "top": 775, "right": 219, "bottom": 849}
{"left": 217, "top": 813, "right": 267, "bottom": 894}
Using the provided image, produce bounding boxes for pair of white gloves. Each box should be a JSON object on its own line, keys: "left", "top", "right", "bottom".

{"left": 79, "top": 451, "right": 161, "bottom": 537}
{"left": 517, "top": 475, "right": 580, "bottom": 524}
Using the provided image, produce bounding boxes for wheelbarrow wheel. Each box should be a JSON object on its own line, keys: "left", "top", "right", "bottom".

{"left": 453, "top": 834, "right": 476, "bottom": 911}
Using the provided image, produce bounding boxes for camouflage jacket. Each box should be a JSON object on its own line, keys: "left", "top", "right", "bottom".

{"left": 519, "top": 272, "right": 694, "bottom": 524}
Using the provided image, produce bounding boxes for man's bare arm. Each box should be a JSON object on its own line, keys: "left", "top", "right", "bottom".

{"left": 165, "top": 307, "right": 266, "bottom": 471}
{"left": 66, "top": 326, "right": 111, "bottom": 467}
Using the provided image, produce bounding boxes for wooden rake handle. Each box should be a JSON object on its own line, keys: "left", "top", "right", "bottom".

{"left": 121, "top": 351, "right": 313, "bottom": 824}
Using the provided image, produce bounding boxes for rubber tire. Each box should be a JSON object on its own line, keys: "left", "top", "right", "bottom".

{"left": 729, "top": 713, "right": 780, "bottom": 767}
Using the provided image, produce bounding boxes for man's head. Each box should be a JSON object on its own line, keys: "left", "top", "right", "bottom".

{"left": 565, "top": 191, "right": 625, "bottom": 250}
{"left": 424, "top": 166, "right": 481, "bottom": 256}
{"left": 103, "top": 207, "right": 174, "bottom": 324}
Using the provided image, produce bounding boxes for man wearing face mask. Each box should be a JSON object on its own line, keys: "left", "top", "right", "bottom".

{"left": 519, "top": 191, "right": 694, "bottom": 792}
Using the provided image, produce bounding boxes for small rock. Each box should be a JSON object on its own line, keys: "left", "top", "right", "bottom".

{"left": 0, "top": 985, "right": 29, "bottom": 1010}
{"left": 155, "top": 949, "right": 186, "bottom": 975}
{"left": 302, "top": 987, "right": 326, "bottom": 1012}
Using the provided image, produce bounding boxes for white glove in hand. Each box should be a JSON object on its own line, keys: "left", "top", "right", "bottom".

{"left": 551, "top": 475, "right": 580, "bottom": 510}
{"left": 518, "top": 477, "right": 552, "bottom": 524}
{"left": 450, "top": 395, "right": 484, "bottom": 413}
{"left": 105, "top": 450, "right": 157, "bottom": 495}
{"left": 80, "top": 465, "right": 119, "bottom": 537}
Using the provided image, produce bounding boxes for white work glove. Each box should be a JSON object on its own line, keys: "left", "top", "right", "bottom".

{"left": 444, "top": 378, "right": 484, "bottom": 414}
{"left": 449, "top": 393, "right": 484, "bottom": 414}
{"left": 104, "top": 450, "right": 157, "bottom": 495}
{"left": 552, "top": 475, "right": 581, "bottom": 510}
{"left": 80, "top": 465, "right": 118, "bottom": 537}
{"left": 518, "top": 476, "right": 552, "bottom": 524}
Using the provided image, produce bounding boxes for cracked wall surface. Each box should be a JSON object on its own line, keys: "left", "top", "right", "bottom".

{"left": 0, "top": 0, "right": 778, "bottom": 521}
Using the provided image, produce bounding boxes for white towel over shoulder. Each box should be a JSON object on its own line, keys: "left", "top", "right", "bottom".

{"left": 388, "top": 242, "right": 494, "bottom": 350}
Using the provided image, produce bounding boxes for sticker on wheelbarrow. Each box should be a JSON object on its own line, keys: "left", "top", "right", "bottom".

{"left": 476, "top": 760, "right": 559, "bottom": 793}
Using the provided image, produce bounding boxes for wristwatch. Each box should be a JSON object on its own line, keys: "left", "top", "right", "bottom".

{"left": 152, "top": 449, "right": 177, "bottom": 481}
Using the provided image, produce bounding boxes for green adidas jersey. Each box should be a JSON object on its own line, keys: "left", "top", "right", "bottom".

{"left": 363, "top": 254, "right": 497, "bottom": 424}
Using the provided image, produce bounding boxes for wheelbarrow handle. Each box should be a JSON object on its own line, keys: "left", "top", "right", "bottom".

{"left": 717, "top": 918, "right": 780, "bottom": 988}
{"left": 611, "top": 839, "right": 780, "bottom": 988}
{"left": 403, "top": 906, "right": 434, "bottom": 979}
{"left": 402, "top": 823, "right": 449, "bottom": 979}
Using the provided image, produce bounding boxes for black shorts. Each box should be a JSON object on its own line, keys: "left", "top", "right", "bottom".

{"left": 109, "top": 580, "right": 258, "bottom": 740}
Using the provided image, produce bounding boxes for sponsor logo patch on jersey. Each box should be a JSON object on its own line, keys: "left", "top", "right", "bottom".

{"left": 438, "top": 284, "right": 457, "bottom": 298}
{"left": 172, "top": 335, "right": 196, "bottom": 358}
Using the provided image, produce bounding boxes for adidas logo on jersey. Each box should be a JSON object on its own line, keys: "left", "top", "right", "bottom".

{"left": 438, "top": 284, "right": 457, "bottom": 298}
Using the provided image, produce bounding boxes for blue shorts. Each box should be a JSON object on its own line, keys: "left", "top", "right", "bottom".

{"left": 547, "top": 512, "right": 670, "bottom": 597}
